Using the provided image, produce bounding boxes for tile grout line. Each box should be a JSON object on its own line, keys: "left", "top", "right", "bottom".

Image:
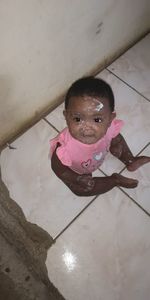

{"left": 53, "top": 182, "right": 150, "bottom": 243}
{"left": 136, "top": 142, "right": 150, "bottom": 156}
{"left": 106, "top": 68, "right": 150, "bottom": 103}
{"left": 43, "top": 117, "right": 60, "bottom": 133}
{"left": 118, "top": 187, "right": 150, "bottom": 217}
{"left": 54, "top": 163, "right": 150, "bottom": 241}
{"left": 53, "top": 194, "right": 99, "bottom": 241}
{"left": 99, "top": 167, "right": 150, "bottom": 217}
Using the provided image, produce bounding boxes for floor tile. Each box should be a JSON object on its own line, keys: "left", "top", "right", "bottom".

{"left": 45, "top": 103, "right": 66, "bottom": 132}
{"left": 107, "top": 33, "right": 150, "bottom": 100}
{"left": 46, "top": 188, "right": 150, "bottom": 300}
{"left": 121, "top": 145, "right": 150, "bottom": 214}
{"left": 1, "top": 121, "right": 103, "bottom": 238}
{"left": 96, "top": 69, "right": 150, "bottom": 175}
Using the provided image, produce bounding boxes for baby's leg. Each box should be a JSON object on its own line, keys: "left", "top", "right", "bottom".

{"left": 76, "top": 174, "right": 94, "bottom": 192}
{"left": 110, "top": 134, "right": 150, "bottom": 171}
{"left": 126, "top": 156, "right": 150, "bottom": 171}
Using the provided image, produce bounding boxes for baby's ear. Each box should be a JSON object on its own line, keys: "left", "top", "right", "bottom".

{"left": 111, "top": 111, "right": 116, "bottom": 121}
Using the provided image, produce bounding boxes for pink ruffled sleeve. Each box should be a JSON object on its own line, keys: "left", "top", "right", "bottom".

{"left": 49, "top": 128, "right": 72, "bottom": 167}
{"left": 107, "top": 119, "right": 124, "bottom": 140}
{"left": 56, "top": 146, "right": 72, "bottom": 166}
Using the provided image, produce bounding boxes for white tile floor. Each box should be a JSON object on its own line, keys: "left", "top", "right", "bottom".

{"left": 1, "top": 33, "right": 150, "bottom": 300}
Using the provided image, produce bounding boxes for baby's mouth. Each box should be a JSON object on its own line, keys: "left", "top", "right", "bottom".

{"left": 80, "top": 134, "right": 97, "bottom": 144}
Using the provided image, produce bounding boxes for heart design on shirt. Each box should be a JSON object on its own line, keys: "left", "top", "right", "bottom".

{"left": 81, "top": 159, "right": 91, "bottom": 169}
{"left": 93, "top": 152, "right": 103, "bottom": 161}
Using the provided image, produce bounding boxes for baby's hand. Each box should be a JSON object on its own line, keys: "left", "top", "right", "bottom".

{"left": 112, "top": 173, "right": 138, "bottom": 189}
{"left": 77, "top": 175, "right": 95, "bottom": 192}
{"left": 127, "top": 156, "right": 150, "bottom": 172}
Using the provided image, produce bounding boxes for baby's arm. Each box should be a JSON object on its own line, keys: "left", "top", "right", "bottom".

{"left": 110, "top": 134, "right": 150, "bottom": 171}
{"left": 51, "top": 145, "right": 138, "bottom": 197}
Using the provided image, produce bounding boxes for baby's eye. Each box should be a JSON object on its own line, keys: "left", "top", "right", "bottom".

{"left": 94, "top": 117, "right": 102, "bottom": 123}
{"left": 73, "top": 117, "right": 81, "bottom": 122}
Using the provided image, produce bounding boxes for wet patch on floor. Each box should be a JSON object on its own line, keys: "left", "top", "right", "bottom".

{"left": 0, "top": 168, "right": 65, "bottom": 300}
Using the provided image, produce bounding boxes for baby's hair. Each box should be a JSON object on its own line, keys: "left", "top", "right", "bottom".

{"left": 65, "top": 76, "right": 115, "bottom": 112}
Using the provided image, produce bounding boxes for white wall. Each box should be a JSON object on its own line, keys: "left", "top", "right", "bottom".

{"left": 0, "top": 0, "right": 149, "bottom": 146}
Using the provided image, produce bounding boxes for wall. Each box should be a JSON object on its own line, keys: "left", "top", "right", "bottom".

{"left": 0, "top": 0, "right": 149, "bottom": 146}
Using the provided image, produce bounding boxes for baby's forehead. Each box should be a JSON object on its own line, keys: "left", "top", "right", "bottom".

{"left": 68, "top": 95, "right": 109, "bottom": 108}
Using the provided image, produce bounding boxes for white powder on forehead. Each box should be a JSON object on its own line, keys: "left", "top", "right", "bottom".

{"left": 95, "top": 102, "right": 104, "bottom": 111}
{"left": 90, "top": 98, "right": 104, "bottom": 111}
{"left": 81, "top": 96, "right": 104, "bottom": 111}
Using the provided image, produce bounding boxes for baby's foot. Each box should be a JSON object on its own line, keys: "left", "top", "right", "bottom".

{"left": 127, "top": 156, "right": 150, "bottom": 171}
{"left": 112, "top": 173, "right": 138, "bottom": 188}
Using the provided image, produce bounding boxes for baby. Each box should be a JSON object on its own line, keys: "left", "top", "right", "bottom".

{"left": 50, "top": 77, "right": 150, "bottom": 196}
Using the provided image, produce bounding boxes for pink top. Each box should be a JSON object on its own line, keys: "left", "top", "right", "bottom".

{"left": 50, "top": 119, "right": 124, "bottom": 174}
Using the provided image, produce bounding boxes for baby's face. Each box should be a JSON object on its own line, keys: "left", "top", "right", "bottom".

{"left": 64, "top": 95, "right": 116, "bottom": 144}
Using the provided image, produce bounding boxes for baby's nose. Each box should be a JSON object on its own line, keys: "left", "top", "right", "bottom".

{"left": 82, "top": 121, "right": 94, "bottom": 133}
{"left": 83, "top": 120, "right": 93, "bottom": 128}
